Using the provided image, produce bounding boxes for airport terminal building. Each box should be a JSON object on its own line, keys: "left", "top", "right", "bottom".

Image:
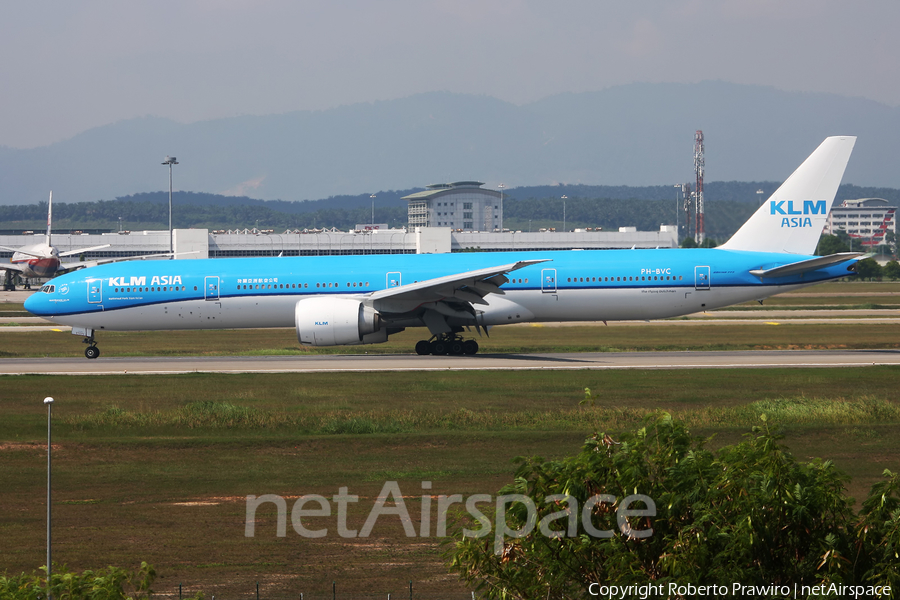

{"left": 1, "top": 178, "right": 679, "bottom": 274}
{"left": 824, "top": 198, "right": 896, "bottom": 248}
{"left": 0, "top": 225, "right": 678, "bottom": 262}
{"left": 404, "top": 181, "right": 503, "bottom": 231}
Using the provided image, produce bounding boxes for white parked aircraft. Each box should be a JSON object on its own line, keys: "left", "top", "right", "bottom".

{"left": 2, "top": 192, "right": 171, "bottom": 290}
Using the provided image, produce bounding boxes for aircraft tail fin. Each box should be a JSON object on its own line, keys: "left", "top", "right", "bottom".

{"left": 719, "top": 136, "right": 856, "bottom": 255}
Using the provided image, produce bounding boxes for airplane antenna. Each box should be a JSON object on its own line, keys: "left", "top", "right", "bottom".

{"left": 694, "top": 131, "right": 705, "bottom": 245}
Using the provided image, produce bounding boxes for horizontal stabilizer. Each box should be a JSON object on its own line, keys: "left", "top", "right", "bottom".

{"left": 749, "top": 252, "right": 863, "bottom": 279}
{"left": 0, "top": 245, "right": 45, "bottom": 258}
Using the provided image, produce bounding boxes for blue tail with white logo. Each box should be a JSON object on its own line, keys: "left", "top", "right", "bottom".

{"left": 719, "top": 136, "right": 856, "bottom": 255}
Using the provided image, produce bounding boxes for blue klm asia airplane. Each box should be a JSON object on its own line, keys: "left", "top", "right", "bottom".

{"left": 26, "top": 136, "right": 862, "bottom": 359}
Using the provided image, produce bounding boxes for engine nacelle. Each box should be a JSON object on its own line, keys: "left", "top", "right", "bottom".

{"left": 295, "top": 297, "right": 384, "bottom": 346}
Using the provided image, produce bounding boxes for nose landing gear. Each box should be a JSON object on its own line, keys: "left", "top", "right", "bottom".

{"left": 415, "top": 333, "right": 479, "bottom": 356}
{"left": 82, "top": 331, "right": 100, "bottom": 359}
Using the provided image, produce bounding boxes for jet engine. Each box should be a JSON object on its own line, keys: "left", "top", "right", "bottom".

{"left": 295, "top": 297, "right": 385, "bottom": 346}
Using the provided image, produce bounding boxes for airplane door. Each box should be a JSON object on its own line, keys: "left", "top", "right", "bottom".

{"left": 87, "top": 279, "right": 102, "bottom": 304}
{"left": 386, "top": 272, "right": 402, "bottom": 288}
{"left": 694, "top": 266, "right": 711, "bottom": 290}
{"left": 205, "top": 276, "right": 220, "bottom": 301}
{"left": 541, "top": 268, "right": 557, "bottom": 293}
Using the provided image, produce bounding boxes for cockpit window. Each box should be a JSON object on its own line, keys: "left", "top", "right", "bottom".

{"left": 40, "top": 285, "right": 55, "bottom": 293}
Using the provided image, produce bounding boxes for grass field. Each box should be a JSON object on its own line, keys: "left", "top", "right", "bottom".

{"left": 2, "top": 368, "right": 900, "bottom": 598}
{"left": 3, "top": 320, "right": 900, "bottom": 359}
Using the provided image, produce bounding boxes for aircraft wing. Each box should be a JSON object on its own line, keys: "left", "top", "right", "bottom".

{"left": 367, "top": 259, "right": 549, "bottom": 315}
{"left": 749, "top": 252, "right": 864, "bottom": 279}
{"left": 57, "top": 244, "right": 112, "bottom": 258}
{"left": 0, "top": 243, "right": 113, "bottom": 260}
{"left": 57, "top": 251, "right": 187, "bottom": 274}
{"left": 0, "top": 262, "right": 28, "bottom": 274}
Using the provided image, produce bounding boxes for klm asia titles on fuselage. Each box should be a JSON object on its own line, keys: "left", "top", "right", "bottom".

{"left": 107, "top": 275, "right": 183, "bottom": 288}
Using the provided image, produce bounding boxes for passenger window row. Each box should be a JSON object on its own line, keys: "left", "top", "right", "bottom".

{"left": 566, "top": 275, "right": 684, "bottom": 283}
{"left": 113, "top": 286, "right": 185, "bottom": 293}
{"left": 236, "top": 282, "right": 371, "bottom": 291}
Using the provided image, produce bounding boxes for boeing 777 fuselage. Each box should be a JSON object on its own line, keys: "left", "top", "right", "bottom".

{"left": 25, "top": 137, "right": 863, "bottom": 358}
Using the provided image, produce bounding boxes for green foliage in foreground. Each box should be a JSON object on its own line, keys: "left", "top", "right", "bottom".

{"left": 447, "top": 414, "right": 900, "bottom": 598}
{"left": 0, "top": 563, "right": 186, "bottom": 600}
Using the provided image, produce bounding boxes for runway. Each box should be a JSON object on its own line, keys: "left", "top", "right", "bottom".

{"left": 2, "top": 349, "right": 899, "bottom": 376}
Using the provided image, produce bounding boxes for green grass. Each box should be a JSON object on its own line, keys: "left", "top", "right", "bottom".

{"left": 726, "top": 300, "right": 900, "bottom": 309}
{"left": 781, "top": 281, "right": 900, "bottom": 294}
{"left": 3, "top": 320, "right": 900, "bottom": 358}
{"left": 2, "top": 368, "right": 900, "bottom": 597}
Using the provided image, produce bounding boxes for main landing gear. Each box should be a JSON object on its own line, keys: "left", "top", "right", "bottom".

{"left": 3, "top": 270, "right": 17, "bottom": 291}
{"left": 82, "top": 332, "right": 100, "bottom": 359}
{"left": 415, "top": 333, "right": 479, "bottom": 356}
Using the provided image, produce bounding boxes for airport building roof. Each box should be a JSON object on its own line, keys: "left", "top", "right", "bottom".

{"left": 0, "top": 226, "right": 679, "bottom": 267}
{"left": 402, "top": 181, "right": 498, "bottom": 201}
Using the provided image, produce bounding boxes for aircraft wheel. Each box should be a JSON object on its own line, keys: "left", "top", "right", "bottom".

{"left": 85, "top": 346, "right": 100, "bottom": 360}
{"left": 431, "top": 341, "right": 447, "bottom": 355}
{"left": 449, "top": 340, "right": 464, "bottom": 355}
{"left": 415, "top": 340, "right": 431, "bottom": 355}
{"left": 463, "top": 340, "right": 479, "bottom": 355}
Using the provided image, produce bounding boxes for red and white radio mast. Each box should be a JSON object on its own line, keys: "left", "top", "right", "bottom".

{"left": 694, "top": 130, "right": 705, "bottom": 245}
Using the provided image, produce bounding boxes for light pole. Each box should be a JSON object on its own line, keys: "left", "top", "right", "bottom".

{"left": 561, "top": 195, "right": 567, "bottom": 232}
{"left": 45, "top": 396, "right": 54, "bottom": 600}
{"left": 370, "top": 194, "right": 376, "bottom": 225}
{"left": 757, "top": 189, "right": 764, "bottom": 206}
{"left": 673, "top": 185, "right": 681, "bottom": 243}
{"left": 162, "top": 156, "right": 179, "bottom": 255}
{"left": 497, "top": 184, "right": 506, "bottom": 232}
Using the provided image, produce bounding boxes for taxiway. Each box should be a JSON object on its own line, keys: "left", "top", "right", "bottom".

{"left": 2, "top": 349, "right": 899, "bottom": 376}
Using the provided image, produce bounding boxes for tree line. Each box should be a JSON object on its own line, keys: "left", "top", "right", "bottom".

{"left": 1, "top": 181, "right": 897, "bottom": 245}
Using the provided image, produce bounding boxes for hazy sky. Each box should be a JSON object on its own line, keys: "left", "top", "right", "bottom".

{"left": 3, "top": 1, "right": 898, "bottom": 149}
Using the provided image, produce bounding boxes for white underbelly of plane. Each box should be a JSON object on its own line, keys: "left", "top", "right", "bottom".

{"left": 51, "top": 296, "right": 298, "bottom": 331}
{"left": 48, "top": 283, "right": 809, "bottom": 332}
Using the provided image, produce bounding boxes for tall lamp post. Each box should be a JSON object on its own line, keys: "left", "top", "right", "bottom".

{"left": 370, "top": 194, "right": 376, "bottom": 225}
{"left": 561, "top": 195, "right": 567, "bottom": 232}
{"left": 162, "top": 156, "right": 179, "bottom": 255}
{"left": 497, "top": 184, "right": 506, "bottom": 232}
{"left": 673, "top": 185, "right": 681, "bottom": 243}
{"left": 44, "top": 396, "right": 54, "bottom": 600}
{"left": 756, "top": 189, "right": 765, "bottom": 206}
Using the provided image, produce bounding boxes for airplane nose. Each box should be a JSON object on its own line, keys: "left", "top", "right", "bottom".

{"left": 24, "top": 292, "right": 45, "bottom": 315}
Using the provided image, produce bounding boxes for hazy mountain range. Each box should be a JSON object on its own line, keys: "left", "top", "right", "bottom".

{"left": 1, "top": 81, "right": 898, "bottom": 206}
